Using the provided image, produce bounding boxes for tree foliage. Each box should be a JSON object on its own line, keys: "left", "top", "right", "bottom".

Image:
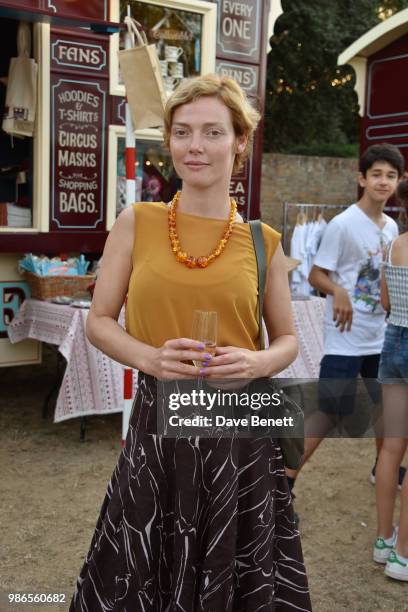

{"left": 264, "top": 0, "right": 408, "bottom": 154}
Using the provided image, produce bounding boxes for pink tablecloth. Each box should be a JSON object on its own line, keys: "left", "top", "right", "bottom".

{"left": 278, "top": 297, "right": 325, "bottom": 379}
{"left": 7, "top": 299, "right": 137, "bottom": 423}
{"left": 7, "top": 297, "right": 325, "bottom": 422}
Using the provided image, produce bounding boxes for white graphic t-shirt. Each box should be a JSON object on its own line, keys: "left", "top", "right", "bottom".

{"left": 313, "top": 204, "right": 399, "bottom": 356}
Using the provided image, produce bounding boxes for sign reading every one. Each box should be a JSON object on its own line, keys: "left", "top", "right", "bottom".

{"left": 216, "top": 0, "right": 261, "bottom": 63}
{"left": 50, "top": 76, "right": 106, "bottom": 230}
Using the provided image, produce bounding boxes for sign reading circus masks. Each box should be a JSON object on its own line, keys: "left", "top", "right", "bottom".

{"left": 50, "top": 76, "right": 107, "bottom": 230}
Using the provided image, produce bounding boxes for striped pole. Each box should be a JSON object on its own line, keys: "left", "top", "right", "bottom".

{"left": 125, "top": 4, "right": 136, "bottom": 206}
{"left": 122, "top": 5, "right": 136, "bottom": 445}
{"left": 122, "top": 368, "right": 133, "bottom": 447}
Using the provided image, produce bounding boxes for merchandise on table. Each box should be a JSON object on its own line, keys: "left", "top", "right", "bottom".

{"left": 19, "top": 254, "right": 94, "bottom": 300}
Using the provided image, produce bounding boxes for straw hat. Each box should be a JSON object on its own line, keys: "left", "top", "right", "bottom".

{"left": 286, "top": 256, "right": 301, "bottom": 273}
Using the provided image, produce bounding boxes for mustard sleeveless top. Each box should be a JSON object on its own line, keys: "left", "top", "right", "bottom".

{"left": 125, "top": 202, "right": 281, "bottom": 350}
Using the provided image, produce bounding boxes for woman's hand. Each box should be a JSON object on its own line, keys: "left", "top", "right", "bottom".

{"left": 201, "top": 346, "right": 264, "bottom": 379}
{"left": 149, "top": 338, "right": 212, "bottom": 380}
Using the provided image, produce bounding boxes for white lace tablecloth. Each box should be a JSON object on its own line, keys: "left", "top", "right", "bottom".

{"left": 278, "top": 297, "right": 325, "bottom": 379}
{"left": 7, "top": 297, "right": 325, "bottom": 422}
{"left": 7, "top": 299, "right": 137, "bottom": 423}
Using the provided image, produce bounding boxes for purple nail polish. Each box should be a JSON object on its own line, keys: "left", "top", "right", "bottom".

{"left": 202, "top": 361, "right": 209, "bottom": 367}
{"left": 204, "top": 354, "right": 212, "bottom": 360}
{"left": 198, "top": 343, "right": 205, "bottom": 350}
{"left": 199, "top": 369, "right": 207, "bottom": 376}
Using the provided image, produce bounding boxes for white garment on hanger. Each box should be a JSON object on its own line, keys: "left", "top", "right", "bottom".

{"left": 290, "top": 223, "right": 307, "bottom": 295}
{"left": 290, "top": 217, "right": 328, "bottom": 296}
{"left": 2, "top": 21, "right": 37, "bottom": 137}
{"left": 310, "top": 218, "right": 327, "bottom": 258}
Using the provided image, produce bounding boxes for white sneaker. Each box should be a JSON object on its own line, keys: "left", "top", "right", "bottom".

{"left": 385, "top": 550, "right": 408, "bottom": 581}
{"left": 373, "top": 528, "right": 398, "bottom": 564}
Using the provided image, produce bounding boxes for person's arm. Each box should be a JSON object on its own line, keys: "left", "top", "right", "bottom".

{"left": 203, "top": 244, "right": 298, "bottom": 378}
{"left": 309, "top": 265, "right": 352, "bottom": 332}
{"left": 380, "top": 267, "right": 390, "bottom": 313}
{"left": 87, "top": 206, "right": 207, "bottom": 379}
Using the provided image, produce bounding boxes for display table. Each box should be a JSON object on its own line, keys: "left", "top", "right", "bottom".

{"left": 278, "top": 296, "right": 325, "bottom": 379}
{"left": 7, "top": 299, "right": 136, "bottom": 423}
{"left": 7, "top": 297, "right": 326, "bottom": 422}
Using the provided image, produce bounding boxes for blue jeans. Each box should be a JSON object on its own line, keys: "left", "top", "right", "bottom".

{"left": 378, "top": 324, "right": 408, "bottom": 384}
{"left": 319, "top": 354, "right": 381, "bottom": 417}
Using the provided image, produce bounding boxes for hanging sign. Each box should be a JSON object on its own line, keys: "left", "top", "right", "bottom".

{"left": 50, "top": 75, "right": 107, "bottom": 230}
{"left": 216, "top": 0, "right": 261, "bottom": 63}
{"left": 216, "top": 60, "right": 259, "bottom": 95}
{"left": 230, "top": 157, "right": 253, "bottom": 220}
{"left": 51, "top": 37, "right": 108, "bottom": 74}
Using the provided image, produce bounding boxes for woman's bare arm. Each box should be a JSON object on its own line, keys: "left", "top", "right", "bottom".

{"left": 380, "top": 267, "right": 390, "bottom": 313}
{"left": 86, "top": 207, "right": 156, "bottom": 371}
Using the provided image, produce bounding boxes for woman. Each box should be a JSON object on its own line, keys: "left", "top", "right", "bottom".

{"left": 374, "top": 179, "right": 408, "bottom": 581}
{"left": 70, "top": 74, "right": 311, "bottom": 610}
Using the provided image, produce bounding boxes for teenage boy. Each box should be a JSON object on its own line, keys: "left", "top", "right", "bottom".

{"left": 287, "top": 143, "right": 406, "bottom": 497}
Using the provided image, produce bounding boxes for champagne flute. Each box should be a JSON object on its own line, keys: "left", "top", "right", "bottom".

{"left": 191, "top": 310, "right": 218, "bottom": 368}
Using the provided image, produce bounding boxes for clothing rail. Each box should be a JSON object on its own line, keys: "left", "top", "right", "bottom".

{"left": 282, "top": 203, "right": 347, "bottom": 255}
{"left": 282, "top": 202, "right": 402, "bottom": 255}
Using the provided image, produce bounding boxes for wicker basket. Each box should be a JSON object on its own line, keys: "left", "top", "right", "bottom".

{"left": 24, "top": 271, "right": 95, "bottom": 300}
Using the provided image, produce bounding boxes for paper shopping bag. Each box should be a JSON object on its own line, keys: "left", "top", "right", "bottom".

{"left": 118, "top": 17, "right": 166, "bottom": 130}
{"left": 2, "top": 21, "right": 37, "bottom": 137}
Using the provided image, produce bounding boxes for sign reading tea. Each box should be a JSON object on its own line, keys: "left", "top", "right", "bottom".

{"left": 51, "top": 76, "right": 107, "bottom": 230}
{"left": 230, "top": 158, "right": 252, "bottom": 219}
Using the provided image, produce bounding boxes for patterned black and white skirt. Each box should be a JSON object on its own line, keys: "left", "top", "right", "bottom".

{"left": 70, "top": 372, "right": 312, "bottom": 611}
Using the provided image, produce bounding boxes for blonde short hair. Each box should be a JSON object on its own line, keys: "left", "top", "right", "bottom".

{"left": 163, "top": 74, "right": 261, "bottom": 173}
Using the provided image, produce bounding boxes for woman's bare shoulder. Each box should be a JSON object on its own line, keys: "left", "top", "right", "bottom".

{"left": 116, "top": 205, "right": 136, "bottom": 225}
{"left": 391, "top": 233, "right": 408, "bottom": 265}
{"left": 393, "top": 233, "right": 408, "bottom": 250}
{"left": 109, "top": 206, "right": 136, "bottom": 247}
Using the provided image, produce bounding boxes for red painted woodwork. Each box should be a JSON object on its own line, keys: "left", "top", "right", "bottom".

{"left": 361, "top": 34, "right": 408, "bottom": 170}
{"left": 0, "top": 0, "right": 270, "bottom": 257}
{"left": 0, "top": 231, "right": 108, "bottom": 253}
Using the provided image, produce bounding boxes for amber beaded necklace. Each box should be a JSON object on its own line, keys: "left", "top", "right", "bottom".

{"left": 168, "top": 191, "right": 237, "bottom": 269}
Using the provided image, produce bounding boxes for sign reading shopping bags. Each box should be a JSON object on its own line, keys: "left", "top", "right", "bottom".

{"left": 118, "top": 16, "right": 166, "bottom": 130}
{"left": 2, "top": 21, "right": 37, "bottom": 137}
